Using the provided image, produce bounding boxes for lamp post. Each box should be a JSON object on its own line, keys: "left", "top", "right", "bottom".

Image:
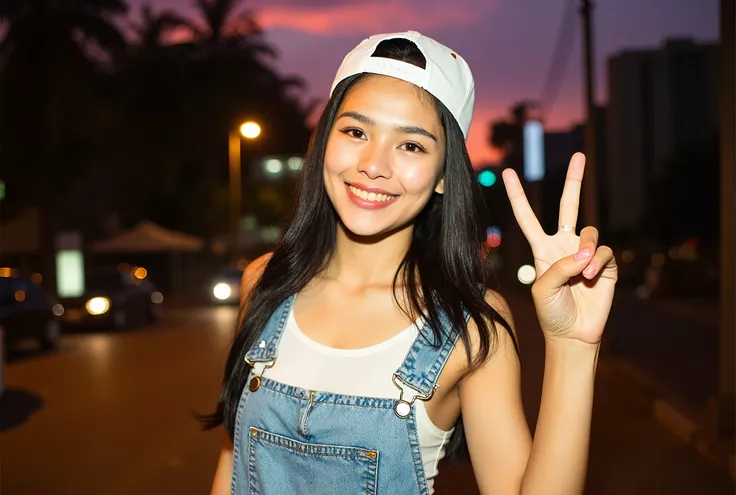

{"left": 229, "top": 121, "right": 261, "bottom": 255}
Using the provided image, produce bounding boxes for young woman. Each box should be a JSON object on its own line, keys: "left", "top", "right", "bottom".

{"left": 204, "top": 31, "right": 617, "bottom": 495}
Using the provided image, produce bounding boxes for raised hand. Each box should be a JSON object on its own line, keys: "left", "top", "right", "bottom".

{"left": 501, "top": 152, "right": 618, "bottom": 345}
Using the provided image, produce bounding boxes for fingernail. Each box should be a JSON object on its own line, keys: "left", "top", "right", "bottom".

{"left": 575, "top": 249, "right": 592, "bottom": 261}
{"left": 584, "top": 266, "right": 595, "bottom": 277}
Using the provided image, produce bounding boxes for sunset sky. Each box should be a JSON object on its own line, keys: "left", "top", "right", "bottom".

{"left": 132, "top": 0, "right": 718, "bottom": 165}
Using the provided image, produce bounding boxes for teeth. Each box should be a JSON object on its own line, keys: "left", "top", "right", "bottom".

{"left": 348, "top": 185, "right": 397, "bottom": 202}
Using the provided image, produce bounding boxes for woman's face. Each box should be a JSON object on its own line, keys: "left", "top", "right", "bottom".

{"left": 323, "top": 75, "right": 446, "bottom": 238}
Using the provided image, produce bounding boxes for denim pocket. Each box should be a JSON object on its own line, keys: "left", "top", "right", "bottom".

{"left": 247, "top": 427, "right": 378, "bottom": 495}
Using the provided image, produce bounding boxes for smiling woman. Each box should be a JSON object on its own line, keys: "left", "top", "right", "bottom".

{"left": 201, "top": 31, "right": 617, "bottom": 495}
{"left": 323, "top": 75, "right": 447, "bottom": 235}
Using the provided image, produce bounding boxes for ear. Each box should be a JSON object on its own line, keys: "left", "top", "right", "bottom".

{"left": 434, "top": 177, "right": 445, "bottom": 195}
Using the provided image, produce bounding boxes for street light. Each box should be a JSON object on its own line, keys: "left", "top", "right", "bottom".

{"left": 239, "top": 121, "right": 261, "bottom": 139}
{"left": 229, "top": 121, "right": 261, "bottom": 255}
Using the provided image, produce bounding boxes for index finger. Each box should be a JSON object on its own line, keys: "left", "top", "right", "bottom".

{"left": 501, "top": 168, "right": 545, "bottom": 245}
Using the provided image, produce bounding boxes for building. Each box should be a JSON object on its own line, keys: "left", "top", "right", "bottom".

{"left": 606, "top": 38, "right": 719, "bottom": 236}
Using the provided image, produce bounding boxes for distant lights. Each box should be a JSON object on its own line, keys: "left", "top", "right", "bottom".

{"left": 213, "top": 283, "right": 232, "bottom": 301}
{"left": 651, "top": 253, "right": 666, "bottom": 268}
{"left": 264, "top": 159, "right": 283, "bottom": 175}
{"left": 287, "top": 157, "right": 303, "bottom": 171}
{"left": 517, "top": 265, "right": 536, "bottom": 285}
{"left": 478, "top": 169, "right": 497, "bottom": 187}
{"left": 621, "top": 250, "right": 635, "bottom": 264}
{"left": 485, "top": 226, "right": 502, "bottom": 248}
{"left": 239, "top": 121, "right": 261, "bottom": 139}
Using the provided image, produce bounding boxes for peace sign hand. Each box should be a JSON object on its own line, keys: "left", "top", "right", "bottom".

{"left": 501, "top": 152, "right": 618, "bottom": 346}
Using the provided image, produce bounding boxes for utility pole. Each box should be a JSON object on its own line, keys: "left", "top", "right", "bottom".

{"left": 229, "top": 131, "right": 242, "bottom": 256}
{"left": 715, "top": 0, "right": 735, "bottom": 442}
{"left": 580, "top": 0, "right": 600, "bottom": 228}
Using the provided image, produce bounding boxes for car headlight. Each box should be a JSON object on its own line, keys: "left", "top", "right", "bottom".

{"left": 213, "top": 283, "right": 232, "bottom": 300}
{"left": 85, "top": 297, "right": 111, "bottom": 315}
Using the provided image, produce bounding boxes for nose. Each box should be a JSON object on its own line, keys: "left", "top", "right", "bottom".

{"left": 357, "top": 141, "right": 392, "bottom": 180}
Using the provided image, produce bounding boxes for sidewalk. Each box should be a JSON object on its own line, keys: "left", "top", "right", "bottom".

{"left": 603, "top": 290, "right": 734, "bottom": 476}
{"left": 607, "top": 290, "right": 719, "bottom": 407}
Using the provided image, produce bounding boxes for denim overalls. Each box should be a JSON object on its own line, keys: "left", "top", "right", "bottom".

{"left": 231, "top": 294, "right": 460, "bottom": 494}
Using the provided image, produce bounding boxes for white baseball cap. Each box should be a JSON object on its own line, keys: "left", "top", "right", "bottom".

{"left": 330, "top": 31, "right": 475, "bottom": 139}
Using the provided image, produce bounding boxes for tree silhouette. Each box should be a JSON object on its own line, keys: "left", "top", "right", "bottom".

{"left": 0, "top": 0, "right": 313, "bottom": 281}
{"left": 0, "top": 0, "right": 129, "bottom": 292}
{"left": 108, "top": 0, "right": 312, "bottom": 236}
{"left": 132, "top": 3, "right": 193, "bottom": 51}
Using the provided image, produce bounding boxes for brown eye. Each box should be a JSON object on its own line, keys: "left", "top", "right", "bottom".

{"left": 402, "top": 142, "right": 425, "bottom": 153}
{"left": 343, "top": 128, "right": 364, "bottom": 139}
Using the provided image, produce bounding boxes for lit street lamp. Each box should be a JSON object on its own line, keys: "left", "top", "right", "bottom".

{"left": 229, "top": 121, "right": 261, "bottom": 255}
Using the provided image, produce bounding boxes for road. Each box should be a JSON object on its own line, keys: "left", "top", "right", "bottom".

{"left": 0, "top": 293, "right": 733, "bottom": 495}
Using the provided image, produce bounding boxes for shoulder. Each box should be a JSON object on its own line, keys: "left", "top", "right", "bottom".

{"left": 482, "top": 289, "right": 516, "bottom": 339}
{"left": 456, "top": 289, "right": 518, "bottom": 369}
{"left": 240, "top": 252, "right": 273, "bottom": 303}
{"left": 440, "top": 289, "right": 519, "bottom": 393}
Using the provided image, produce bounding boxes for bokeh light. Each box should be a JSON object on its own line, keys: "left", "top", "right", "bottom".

{"left": 478, "top": 169, "right": 497, "bottom": 187}
{"left": 240, "top": 121, "right": 261, "bottom": 139}
{"left": 517, "top": 265, "right": 536, "bottom": 285}
{"left": 485, "top": 226, "right": 502, "bottom": 248}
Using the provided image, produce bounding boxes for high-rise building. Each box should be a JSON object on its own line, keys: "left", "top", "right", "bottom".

{"left": 606, "top": 38, "right": 718, "bottom": 235}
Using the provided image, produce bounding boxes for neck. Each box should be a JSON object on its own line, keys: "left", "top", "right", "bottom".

{"left": 324, "top": 221, "right": 414, "bottom": 288}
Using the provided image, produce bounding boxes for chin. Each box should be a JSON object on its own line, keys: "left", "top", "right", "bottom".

{"left": 338, "top": 215, "right": 395, "bottom": 238}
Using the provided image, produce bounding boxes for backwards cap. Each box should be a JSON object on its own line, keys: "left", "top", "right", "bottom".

{"left": 330, "top": 31, "right": 475, "bottom": 139}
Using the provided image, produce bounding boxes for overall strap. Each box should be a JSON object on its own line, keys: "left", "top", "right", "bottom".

{"left": 391, "top": 309, "right": 466, "bottom": 417}
{"left": 243, "top": 294, "right": 296, "bottom": 363}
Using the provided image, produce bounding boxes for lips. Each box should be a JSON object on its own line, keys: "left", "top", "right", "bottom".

{"left": 345, "top": 183, "right": 400, "bottom": 210}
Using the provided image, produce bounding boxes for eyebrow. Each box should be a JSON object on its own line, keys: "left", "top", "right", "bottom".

{"left": 336, "top": 111, "right": 438, "bottom": 142}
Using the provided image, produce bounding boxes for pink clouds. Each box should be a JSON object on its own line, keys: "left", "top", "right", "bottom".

{"left": 254, "top": 1, "right": 495, "bottom": 35}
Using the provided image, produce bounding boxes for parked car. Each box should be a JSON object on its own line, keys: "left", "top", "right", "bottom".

{"left": 210, "top": 267, "right": 243, "bottom": 305}
{"left": 0, "top": 275, "right": 61, "bottom": 352}
{"left": 60, "top": 268, "right": 163, "bottom": 329}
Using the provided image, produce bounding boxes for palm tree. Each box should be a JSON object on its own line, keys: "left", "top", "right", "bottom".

{"left": 0, "top": 0, "right": 128, "bottom": 70}
{"left": 0, "top": 0, "right": 129, "bottom": 294}
{"left": 132, "top": 3, "right": 193, "bottom": 52}
{"left": 192, "top": 0, "right": 270, "bottom": 51}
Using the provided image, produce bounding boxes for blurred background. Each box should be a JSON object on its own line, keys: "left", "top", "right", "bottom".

{"left": 0, "top": 0, "right": 734, "bottom": 493}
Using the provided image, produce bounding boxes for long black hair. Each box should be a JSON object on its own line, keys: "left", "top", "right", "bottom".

{"left": 199, "top": 38, "right": 518, "bottom": 461}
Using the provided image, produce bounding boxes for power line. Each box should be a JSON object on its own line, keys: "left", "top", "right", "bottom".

{"left": 539, "top": 0, "right": 578, "bottom": 116}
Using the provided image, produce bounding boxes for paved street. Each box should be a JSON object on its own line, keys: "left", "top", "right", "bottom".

{"left": 1, "top": 292, "right": 733, "bottom": 495}
{"left": 606, "top": 291, "right": 718, "bottom": 406}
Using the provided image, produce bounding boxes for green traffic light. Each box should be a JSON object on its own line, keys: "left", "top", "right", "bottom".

{"left": 478, "top": 170, "right": 496, "bottom": 187}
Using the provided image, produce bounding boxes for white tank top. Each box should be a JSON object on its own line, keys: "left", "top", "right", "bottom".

{"left": 265, "top": 306, "right": 454, "bottom": 493}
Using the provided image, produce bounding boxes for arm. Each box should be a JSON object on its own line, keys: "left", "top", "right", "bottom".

{"left": 210, "top": 436, "right": 234, "bottom": 495}
{"left": 210, "top": 252, "right": 273, "bottom": 495}
{"left": 460, "top": 291, "right": 531, "bottom": 494}
{"left": 461, "top": 291, "right": 598, "bottom": 495}
{"left": 519, "top": 339, "right": 598, "bottom": 495}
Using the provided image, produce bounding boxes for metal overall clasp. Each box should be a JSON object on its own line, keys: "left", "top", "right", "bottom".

{"left": 244, "top": 357, "right": 275, "bottom": 392}
{"left": 391, "top": 373, "right": 436, "bottom": 419}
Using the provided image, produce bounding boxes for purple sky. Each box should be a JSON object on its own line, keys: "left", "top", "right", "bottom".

{"left": 131, "top": 0, "right": 719, "bottom": 164}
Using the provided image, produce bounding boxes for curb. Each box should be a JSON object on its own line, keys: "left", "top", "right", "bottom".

{"left": 599, "top": 357, "right": 735, "bottom": 478}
